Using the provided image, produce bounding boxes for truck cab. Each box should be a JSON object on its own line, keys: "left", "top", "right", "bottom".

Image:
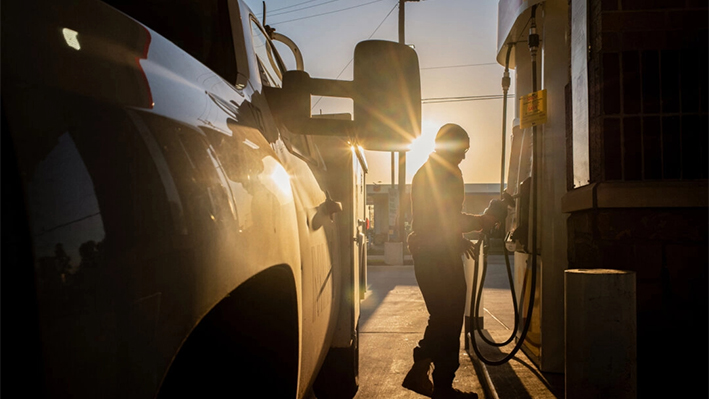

{"left": 1, "top": 0, "right": 420, "bottom": 398}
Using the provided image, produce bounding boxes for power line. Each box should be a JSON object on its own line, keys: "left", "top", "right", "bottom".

{"left": 271, "top": 0, "right": 386, "bottom": 25}
{"left": 328, "top": 1, "right": 396, "bottom": 77}
{"left": 265, "top": 0, "right": 347, "bottom": 18}
{"left": 258, "top": 0, "right": 322, "bottom": 15}
{"left": 421, "top": 62, "right": 498, "bottom": 70}
{"left": 421, "top": 94, "right": 515, "bottom": 104}
{"left": 311, "top": 1, "right": 398, "bottom": 110}
{"left": 368, "top": 1, "right": 398, "bottom": 39}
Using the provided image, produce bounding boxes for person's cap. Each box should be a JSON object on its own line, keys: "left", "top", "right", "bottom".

{"left": 434, "top": 123, "right": 469, "bottom": 153}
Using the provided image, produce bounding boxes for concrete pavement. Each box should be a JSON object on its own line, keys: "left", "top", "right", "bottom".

{"left": 354, "top": 265, "right": 484, "bottom": 398}
{"left": 354, "top": 254, "right": 564, "bottom": 398}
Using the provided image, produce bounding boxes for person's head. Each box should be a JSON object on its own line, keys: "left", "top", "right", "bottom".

{"left": 434, "top": 123, "right": 469, "bottom": 165}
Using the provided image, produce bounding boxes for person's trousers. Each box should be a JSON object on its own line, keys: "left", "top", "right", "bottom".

{"left": 412, "top": 249, "right": 467, "bottom": 388}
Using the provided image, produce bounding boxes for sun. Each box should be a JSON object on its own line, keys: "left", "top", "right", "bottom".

{"left": 406, "top": 118, "right": 440, "bottom": 180}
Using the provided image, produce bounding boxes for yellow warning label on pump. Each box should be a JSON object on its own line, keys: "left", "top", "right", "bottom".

{"left": 520, "top": 89, "right": 547, "bottom": 129}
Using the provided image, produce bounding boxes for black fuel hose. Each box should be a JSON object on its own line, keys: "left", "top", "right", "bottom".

{"left": 471, "top": 233, "right": 519, "bottom": 348}
{"left": 471, "top": 41, "right": 519, "bottom": 348}
{"left": 467, "top": 4, "right": 540, "bottom": 366}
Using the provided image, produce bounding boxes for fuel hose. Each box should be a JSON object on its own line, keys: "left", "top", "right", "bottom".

{"left": 467, "top": 4, "right": 540, "bottom": 366}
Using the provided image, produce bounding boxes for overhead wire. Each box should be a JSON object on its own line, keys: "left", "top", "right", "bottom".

{"left": 311, "top": 0, "right": 398, "bottom": 110}
{"left": 263, "top": 0, "right": 347, "bottom": 18}
{"left": 367, "top": 1, "right": 398, "bottom": 39}
{"left": 256, "top": 0, "right": 324, "bottom": 15}
{"left": 270, "top": 0, "right": 387, "bottom": 25}
{"left": 421, "top": 94, "right": 515, "bottom": 104}
{"left": 421, "top": 62, "right": 498, "bottom": 70}
{"left": 302, "top": 1, "right": 509, "bottom": 109}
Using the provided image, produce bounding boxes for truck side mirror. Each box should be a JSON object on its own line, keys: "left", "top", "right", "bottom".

{"left": 265, "top": 40, "right": 421, "bottom": 152}
{"left": 352, "top": 40, "right": 421, "bottom": 151}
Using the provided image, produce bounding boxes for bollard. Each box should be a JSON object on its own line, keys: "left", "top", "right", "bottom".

{"left": 384, "top": 241, "right": 403, "bottom": 265}
{"left": 565, "top": 269, "right": 637, "bottom": 399}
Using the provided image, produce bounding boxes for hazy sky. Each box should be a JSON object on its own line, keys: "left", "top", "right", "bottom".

{"left": 244, "top": 0, "right": 515, "bottom": 184}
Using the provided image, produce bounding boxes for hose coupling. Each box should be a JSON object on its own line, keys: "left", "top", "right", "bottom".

{"left": 502, "top": 70, "right": 511, "bottom": 91}
{"left": 528, "top": 5, "right": 540, "bottom": 55}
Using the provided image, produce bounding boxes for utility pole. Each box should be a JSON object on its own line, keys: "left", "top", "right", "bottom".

{"left": 399, "top": 0, "right": 406, "bottom": 43}
{"left": 390, "top": 151, "right": 395, "bottom": 242}
{"left": 397, "top": 0, "right": 409, "bottom": 248}
{"left": 383, "top": 0, "right": 417, "bottom": 264}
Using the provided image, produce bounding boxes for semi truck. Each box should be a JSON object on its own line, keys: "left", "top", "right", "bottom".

{"left": 1, "top": 0, "right": 421, "bottom": 398}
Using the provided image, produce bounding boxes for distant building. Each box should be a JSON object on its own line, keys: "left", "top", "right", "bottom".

{"left": 366, "top": 183, "right": 501, "bottom": 244}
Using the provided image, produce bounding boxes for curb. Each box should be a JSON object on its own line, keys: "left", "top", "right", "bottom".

{"left": 468, "top": 346, "right": 500, "bottom": 399}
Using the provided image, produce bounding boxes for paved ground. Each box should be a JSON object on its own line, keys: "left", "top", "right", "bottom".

{"left": 354, "top": 265, "right": 483, "bottom": 399}
{"left": 354, "top": 254, "right": 564, "bottom": 399}
{"left": 469, "top": 254, "right": 564, "bottom": 399}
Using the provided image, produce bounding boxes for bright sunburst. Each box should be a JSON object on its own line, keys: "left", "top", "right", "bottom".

{"left": 406, "top": 118, "right": 441, "bottom": 178}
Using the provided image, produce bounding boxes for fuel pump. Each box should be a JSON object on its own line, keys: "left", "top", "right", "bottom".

{"left": 467, "top": 4, "right": 541, "bottom": 366}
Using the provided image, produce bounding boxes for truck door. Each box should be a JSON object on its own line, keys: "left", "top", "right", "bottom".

{"left": 242, "top": 10, "right": 343, "bottom": 396}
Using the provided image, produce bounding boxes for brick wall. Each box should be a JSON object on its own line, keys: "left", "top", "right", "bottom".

{"left": 573, "top": 1, "right": 708, "bottom": 396}
{"left": 568, "top": 208, "right": 707, "bottom": 311}
{"left": 567, "top": 206, "right": 707, "bottom": 396}
{"left": 588, "top": 0, "right": 708, "bottom": 182}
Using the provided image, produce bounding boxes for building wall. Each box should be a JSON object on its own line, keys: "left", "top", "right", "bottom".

{"left": 568, "top": 0, "right": 708, "bottom": 396}
{"left": 370, "top": 194, "right": 390, "bottom": 244}
{"left": 587, "top": 0, "right": 708, "bottom": 181}
{"left": 566, "top": 203, "right": 707, "bottom": 396}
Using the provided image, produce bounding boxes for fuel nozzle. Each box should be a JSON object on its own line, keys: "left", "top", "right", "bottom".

{"left": 484, "top": 194, "right": 513, "bottom": 238}
{"left": 484, "top": 194, "right": 513, "bottom": 225}
{"left": 501, "top": 191, "right": 515, "bottom": 209}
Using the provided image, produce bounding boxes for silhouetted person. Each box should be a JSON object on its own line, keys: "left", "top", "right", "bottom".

{"left": 402, "top": 124, "right": 506, "bottom": 399}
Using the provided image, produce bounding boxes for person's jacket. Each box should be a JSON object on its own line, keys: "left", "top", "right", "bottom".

{"left": 408, "top": 154, "right": 483, "bottom": 256}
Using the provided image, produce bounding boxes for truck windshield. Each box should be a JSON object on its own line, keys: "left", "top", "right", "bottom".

{"left": 104, "top": 0, "right": 237, "bottom": 84}
{"left": 249, "top": 18, "right": 284, "bottom": 87}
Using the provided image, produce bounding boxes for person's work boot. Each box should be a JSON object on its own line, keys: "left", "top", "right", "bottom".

{"left": 431, "top": 386, "right": 479, "bottom": 399}
{"left": 402, "top": 358, "right": 433, "bottom": 396}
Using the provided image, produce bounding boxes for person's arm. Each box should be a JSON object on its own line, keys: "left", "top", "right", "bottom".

{"left": 460, "top": 194, "right": 512, "bottom": 233}
{"left": 460, "top": 213, "right": 497, "bottom": 233}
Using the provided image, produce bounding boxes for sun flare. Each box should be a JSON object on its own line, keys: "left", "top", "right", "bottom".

{"left": 406, "top": 118, "right": 441, "bottom": 177}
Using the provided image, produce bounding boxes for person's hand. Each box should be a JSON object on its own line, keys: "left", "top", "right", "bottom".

{"left": 461, "top": 238, "right": 477, "bottom": 260}
{"left": 482, "top": 198, "right": 511, "bottom": 233}
{"left": 479, "top": 214, "right": 498, "bottom": 231}
{"left": 483, "top": 198, "right": 509, "bottom": 223}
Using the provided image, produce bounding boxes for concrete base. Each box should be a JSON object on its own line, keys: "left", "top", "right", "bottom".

{"left": 565, "top": 269, "right": 637, "bottom": 399}
{"left": 384, "top": 242, "right": 403, "bottom": 265}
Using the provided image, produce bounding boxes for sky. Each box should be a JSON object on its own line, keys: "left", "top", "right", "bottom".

{"left": 244, "top": 0, "right": 515, "bottom": 184}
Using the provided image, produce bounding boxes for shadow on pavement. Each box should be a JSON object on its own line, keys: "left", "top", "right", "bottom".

{"left": 359, "top": 265, "right": 418, "bottom": 328}
{"left": 468, "top": 330, "right": 564, "bottom": 399}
